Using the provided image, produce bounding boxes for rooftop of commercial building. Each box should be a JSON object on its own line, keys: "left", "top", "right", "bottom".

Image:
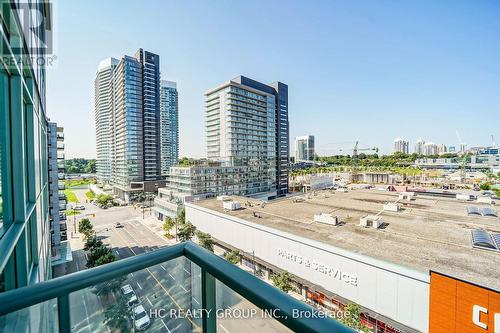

{"left": 193, "top": 189, "right": 500, "bottom": 290}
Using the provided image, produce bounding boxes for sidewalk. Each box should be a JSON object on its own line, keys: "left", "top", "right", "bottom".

{"left": 140, "top": 215, "right": 178, "bottom": 246}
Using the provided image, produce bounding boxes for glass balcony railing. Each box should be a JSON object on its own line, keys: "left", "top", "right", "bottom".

{"left": 0, "top": 242, "right": 351, "bottom": 333}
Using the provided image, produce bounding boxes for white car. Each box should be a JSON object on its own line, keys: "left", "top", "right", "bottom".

{"left": 73, "top": 204, "right": 85, "bottom": 210}
{"left": 132, "top": 305, "right": 151, "bottom": 331}
{"left": 120, "top": 284, "right": 139, "bottom": 308}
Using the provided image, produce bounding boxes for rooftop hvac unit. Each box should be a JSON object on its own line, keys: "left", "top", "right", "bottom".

{"left": 217, "top": 195, "right": 231, "bottom": 201}
{"left": 383, "top": 203, "right": 400, "bottom": 212}
{"left": 314, "top": 213, "right": 338, "bottom": 226}
{"left": 359, "top": 215, "right": 383, "bottom": 229}
{"left": 456, "top": 193, "right": 473, "bottom": 201}
{"left": 398, "top": 192, "right": 415, "bottom": 201}
{"left": 223, "top": 201, "right": 241, "bottom": 211}
{"left": 477, "top": 196, "right": 493, "bottom": 204}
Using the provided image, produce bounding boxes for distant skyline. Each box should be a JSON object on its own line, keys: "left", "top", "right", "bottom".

{"left": 47, "top": 0, "right": 500, "bottom": 159}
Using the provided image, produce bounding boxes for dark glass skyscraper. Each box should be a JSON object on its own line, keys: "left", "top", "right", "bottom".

{"left": 135, "top": 49, "right": 162, "bottom": 182}
{"left": 96, "top": 49, "right": 167, "bottom": 202}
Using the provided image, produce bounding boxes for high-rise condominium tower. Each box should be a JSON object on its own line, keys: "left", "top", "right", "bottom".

{"left": 205, "top": 76, "right": 289, "bottom": 197}
{"left": 393, "top": 137, "right": 409, "bottom": 154}
{"left": 415, "top": 138, "right": 425, "bottom": 155}
{"left": 95, "top": 49, "right": 174, "bottom": 202}
{"left": 95, "top": 58, "right": 119, "bottom": 183}
{"left": 48, "top": 123, "right": 67, "bottom": 260}
{"left": 160, "top": 80, "right": 179, "bottom": 176}
{"left": 295, "top": 135, "right": 315, "bottom": 161}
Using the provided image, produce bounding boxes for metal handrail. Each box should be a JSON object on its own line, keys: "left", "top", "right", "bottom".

{"left": 0, "top": 242, "right": 353, "bottom": 333}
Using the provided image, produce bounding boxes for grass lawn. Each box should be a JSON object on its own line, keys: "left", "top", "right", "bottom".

{"left": 65, "top": 178, "right": 97, "bottom": 188}
{"left": 64, "top": 189, "right": 79, "bottom": 203}
{"left": 66, "top": 210, "right": 80, "bottom": 216}
{"left": 85, "top": 191, "right": 95, "bottom": 200}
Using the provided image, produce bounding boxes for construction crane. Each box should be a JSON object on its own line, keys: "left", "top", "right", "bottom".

{"left": 339, "top": 141, "right": 379, "bottom": 182}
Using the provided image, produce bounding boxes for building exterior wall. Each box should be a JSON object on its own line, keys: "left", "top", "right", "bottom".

{"left": 204, "top": 76, "right": 288, "bottom": 198}
{"left": 429, "top": 271, "right": 500, "bottom": 333}
{"left": 393, "top": 138, "right": 409, "bottom": 154}
{"left": 415, "top": 139, "right": 425, "bottom": 155}
{"left": 295, "top": 135, "right": 315, "bottom": 161}
{"left": 47, "top": 123, "right": 67, "bottom": 258}
{"left": 136, "top": 49, "right": 162, "bottom": 182}
{"left": 205, "top": 79, "right": 277, "bottom": 197}
{"left": 0, "top": 1, "right": 52, "bottom": 292}
{"left": 160, "top": 80, "right": 179, "bottom": 175}
{"left": 186, "top": 202, "right": 430, "bottom": 332}
{"left": 415, "top": 154, "right": 500, "bottom": 170}
{"left": 95, "top": 58, "right": 118, "bottom": 183}
{"left": 96, "top": 50, "right": 168, "bottom": 201}
{"left": 112, "top": 55, "right": 144, "bottom": 188}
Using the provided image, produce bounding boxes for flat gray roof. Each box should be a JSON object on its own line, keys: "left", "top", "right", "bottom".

{"left": 193, "top": 189, "right": 500, "bottom": 290}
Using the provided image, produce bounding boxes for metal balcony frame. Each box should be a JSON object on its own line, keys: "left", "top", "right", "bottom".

{"left": 0, "top": 242, "right": 352, "bottom": 333}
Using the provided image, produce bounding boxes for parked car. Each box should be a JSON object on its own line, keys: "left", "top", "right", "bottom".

{"left": 114, "top": 222, "right": 124, "bottom": 228}
{"left": 120, "top": 284, "right": 139, "bottom": 308}
{"left": 132, "top": 305, "right": 151, "bottom": 331}
{"left": 73, "top": 204, "right": 85, "bottom": 210}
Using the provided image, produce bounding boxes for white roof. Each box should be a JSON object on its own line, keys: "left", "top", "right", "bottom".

{"left": 161, "top": 80, "right": 177, "bottom": 89}
{"left": 97, "top": 57, "right": 119, "bottom": 72}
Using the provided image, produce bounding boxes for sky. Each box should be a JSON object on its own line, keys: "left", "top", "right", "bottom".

{"left": 46, "top": 0, "right": 500, "bottom": 159}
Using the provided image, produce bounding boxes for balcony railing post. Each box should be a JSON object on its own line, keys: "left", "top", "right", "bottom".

{"left": 57, "top": 294, "right": 71, "bottom": 333}
{"left": 201, "top": 268, "right": 216, "bottom": 333}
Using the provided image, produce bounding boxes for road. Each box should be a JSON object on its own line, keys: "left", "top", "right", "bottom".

{"left": 57, "top": 189, "right": 290, "bottom": 333}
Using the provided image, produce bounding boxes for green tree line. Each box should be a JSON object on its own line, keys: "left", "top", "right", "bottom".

{"left": 64, "top": 158, "right": 96, "bottom": 174}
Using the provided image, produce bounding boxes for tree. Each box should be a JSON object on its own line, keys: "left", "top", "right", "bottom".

{"left": 480, "top": 182, "right": 491, "bottom": 191}
{"left": 177, "top": 207, "right": 186, "bottom": 225}
{"left": 178, "top": 157, "right": 193, "bottom": 166}
{"left": 196, "top": 231, "right": 214, "bottom": 252}
{"left": 97, "top": 194, "right": 113, "bottom": 206}
{"left": 340, "top": 302, "right": 370, "bottom": 333}
{"left": 177, "top": 222, "right": 196, "bottom": 242}
{"left": 86, "top": 244, "right": 116, "bottom": 268}
{"left": 78, "top": 218, "right": 93, "bottom": 239}
{"left": 104, "top": 294, "right": 131, "bottom": 332}
{"left": 84, "top": 159, "right": 96, "bottom": 173}
{"left": 94, "top": 251, "right": 117, "bottom": 266}
{"left": 136, "top": 192, "right": 146, "bottom": 203}
{"left": 270, "top": 271, "right": 294, "bottom": 293}
{"left": 162, "top": 217, "right": 175, "bottom": 238}
{"left": 84, "top": 236, "right": 103, "bottom": 252}
{"left": 64, "top": 158, "right": 97, "bottom": 174}
{"left": 224, "top": 250, "right": 241, "bottom": 264}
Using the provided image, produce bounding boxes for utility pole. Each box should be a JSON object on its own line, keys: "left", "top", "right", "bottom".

{"left": 73, "top": 208, "right": 77, "bottom": 234}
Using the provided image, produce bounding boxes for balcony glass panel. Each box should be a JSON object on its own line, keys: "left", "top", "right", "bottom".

{"left": 69, "top": 257, "right": 201, "bottom": 333}
{"left": 215, "top": 279, "right": 292, "bottom": 333}
{"left": 0, "top": 243, "right": 351, "bottom": 333}
{"left": 0, "top": 299, "right": 58, "bottom": 333}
